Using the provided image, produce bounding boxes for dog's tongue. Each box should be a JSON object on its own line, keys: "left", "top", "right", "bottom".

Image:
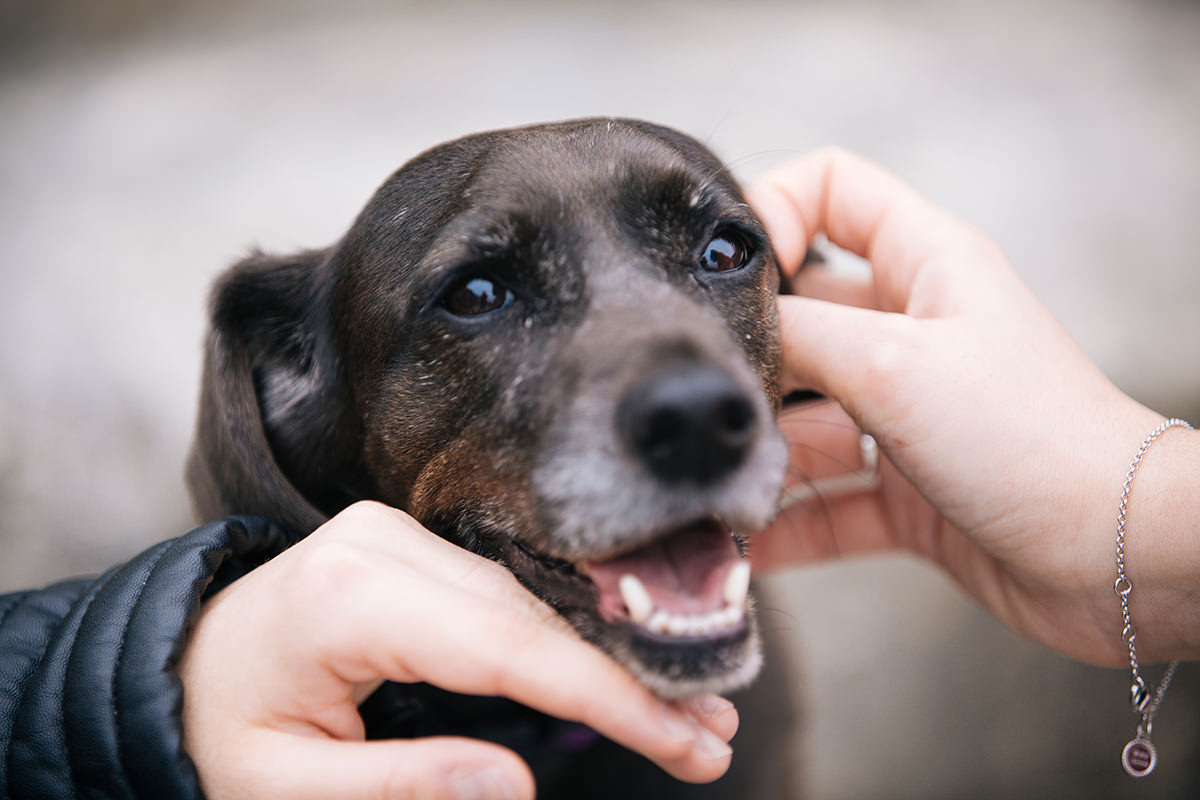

{"left": 585, "top": 519, "right": 741, "bottom": 622}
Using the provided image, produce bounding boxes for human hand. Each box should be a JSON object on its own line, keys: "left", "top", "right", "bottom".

{"left": 178, "top": 501, "right": 738, "bottom": 800}
{"left": 745, "top": 149, "right": 1200, "bottom": 666}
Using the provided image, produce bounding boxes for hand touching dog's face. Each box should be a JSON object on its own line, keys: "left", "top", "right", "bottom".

{"left": 189, "top": 118, "right": 787, "bottom": 698}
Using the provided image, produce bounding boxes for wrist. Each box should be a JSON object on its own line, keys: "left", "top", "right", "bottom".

{"left": 1112, "top": 421, "right": 1200, "bottom": 663}
{"left": 1013, "top": 398, "right": 1197, "bottom": 667}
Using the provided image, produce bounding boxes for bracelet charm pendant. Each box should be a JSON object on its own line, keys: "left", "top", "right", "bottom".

{"left": 1121, "top": 737, "right": 1157, "bottom": 777}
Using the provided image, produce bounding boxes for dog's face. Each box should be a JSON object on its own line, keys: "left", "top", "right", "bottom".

{"left": 189, "top": 118, "right": 787, "bottom": 697}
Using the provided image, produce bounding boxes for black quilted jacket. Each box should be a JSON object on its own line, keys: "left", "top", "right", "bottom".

{"left": 0, "top": 517, "right": 299, "bottom": 800}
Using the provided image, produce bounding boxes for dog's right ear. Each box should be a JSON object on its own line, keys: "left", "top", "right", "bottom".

{"left": 187, "top": 248, "right": 361, "bottom": 533}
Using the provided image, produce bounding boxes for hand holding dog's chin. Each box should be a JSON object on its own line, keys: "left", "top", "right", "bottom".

{"left": 178, "top": 502, "right": 737, "bottom": 800}
{"left": 745, "top": 148, "right": 1200, "bottom": 668}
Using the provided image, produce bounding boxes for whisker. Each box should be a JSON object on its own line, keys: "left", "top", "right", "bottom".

{"left": 719, "top": 148, "right": 808, "bottom": 177}
{"left": 700, "top": 113, "right": 732, "bottom": 149}
{"left": 692, "top": 149, "right": 808, "bottom": 206}
{"left": 778, "top": 461, "right": 842, "bottom": 558}
{"left": 754, "top": 605, "right": 800, "bottom": 624}
{"left": 786, "top": 443, "right": 861, "bottom": 476}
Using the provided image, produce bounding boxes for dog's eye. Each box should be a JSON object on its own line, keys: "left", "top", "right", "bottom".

{"left": 699, "top": 229, "right": 753, "bottom": 272}
{"left": 439, "top": 275, "right": 512, "bottom": 317}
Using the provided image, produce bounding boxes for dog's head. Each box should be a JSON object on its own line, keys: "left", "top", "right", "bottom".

{"left": 188, "top": 118, "right": 787, "bottom": 697}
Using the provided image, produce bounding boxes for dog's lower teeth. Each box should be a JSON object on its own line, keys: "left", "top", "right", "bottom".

{"left": 637, "top": 605, "right": 745, "bottom": 637}
{"left": 618, "top": 566, "right": 750, "bottom": 636}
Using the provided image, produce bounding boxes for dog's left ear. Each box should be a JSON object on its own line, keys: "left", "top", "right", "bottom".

{"left": 187, "top": 248, "right": 362, "bottom": 532}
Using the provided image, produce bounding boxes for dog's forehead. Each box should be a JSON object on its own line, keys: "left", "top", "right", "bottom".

{"left": 465, "top": 122, "right": 733, "bottom": 216}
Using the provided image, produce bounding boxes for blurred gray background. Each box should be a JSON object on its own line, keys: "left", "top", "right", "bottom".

{"left": 2, "top": 0, "right": 1198, "bottom": 797}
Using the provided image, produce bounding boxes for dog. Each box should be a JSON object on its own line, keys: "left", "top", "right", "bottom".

{"left": 188, "top": 117, "right": 797, "bottom": 797}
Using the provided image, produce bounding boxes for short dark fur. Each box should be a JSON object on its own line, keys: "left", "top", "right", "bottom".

{"left": 189, "top": 118, "right": 796, "bottom": 797}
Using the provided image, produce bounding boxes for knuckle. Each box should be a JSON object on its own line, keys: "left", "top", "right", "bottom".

{"left": 965, "top": 226, "right": 1003, "bottom": 257}
{"left": 856, "top": 321, "right": 914, "bottom": 389}
{"left": 951, "top": 225, "right": 1009, "bottom": 270}
{"left": 290, "top": 537, "right": 378, "bottom": 604}
{"left": 334, "top": 499, "right": 396, "bottom": 532}
{"left": 815, "top": 144, "right": 854, "bottom": 168}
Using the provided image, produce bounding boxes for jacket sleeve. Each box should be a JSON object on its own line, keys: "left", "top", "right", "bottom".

{"left": 0, "top": 517, "right": 300, "bottom": 800}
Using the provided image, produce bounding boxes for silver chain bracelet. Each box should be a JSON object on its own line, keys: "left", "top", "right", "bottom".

{"left": 1113, "top": 417, "right": 1193, "bottom": 777}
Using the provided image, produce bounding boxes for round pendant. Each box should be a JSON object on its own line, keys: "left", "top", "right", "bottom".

{"left": 1121, "top": 738, "right": 1157, "bottom": 777}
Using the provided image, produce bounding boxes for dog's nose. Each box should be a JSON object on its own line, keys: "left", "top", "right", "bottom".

{"left": 618, "top": 364, "right": 758, "bottom": 485}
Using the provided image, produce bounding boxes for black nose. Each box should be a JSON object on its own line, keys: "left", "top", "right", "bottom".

{"left": 618, "top": 364, "right": 758, "bottom": 485}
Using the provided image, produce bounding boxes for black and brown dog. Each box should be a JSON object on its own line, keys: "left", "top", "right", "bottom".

{"left": 188, "top": 118, "right": 799, "bottom": 798}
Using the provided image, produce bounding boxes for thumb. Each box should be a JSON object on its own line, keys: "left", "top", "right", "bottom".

{"left": 777, "top": 293, "right": 913, "bottom": 422}
{"left": 243, "top": 734, "right": 535, "bottom": 800}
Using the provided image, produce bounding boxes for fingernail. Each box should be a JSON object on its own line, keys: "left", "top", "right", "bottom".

{"left": 681, "top": 693, "right": 734, "bottom": 721}
{"left": 694, "top": 726, "right": 733, "bottom": 760}
{"left": 453, "top": 767, "right": 516, "bottom": 800}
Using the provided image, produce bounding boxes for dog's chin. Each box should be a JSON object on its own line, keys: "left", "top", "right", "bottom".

{"left": 499, "top": 517, "right": 764, "bottom": 699}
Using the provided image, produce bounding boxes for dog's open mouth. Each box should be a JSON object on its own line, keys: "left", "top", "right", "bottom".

{"left": 506, "top": 516, "right": 753, "bottom": 647}
{"left": 502, "top": 515, "right": 759, "bottom": 695}
{"left": 582, "top": 519, "right": 749, "bottom": 643}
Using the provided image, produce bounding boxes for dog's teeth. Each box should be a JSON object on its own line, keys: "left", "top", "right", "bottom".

{"left": 635, "top": 605, "right": 749, "bottom": 637}
{"left": 618, "top": 574, "right": 654, "bottom": 623}
{"left": 636, "top": 598, "right": 748, "bottom": 638}
{"left": 721, "top": 605, "right": 744, "bottom": 628}
{"left": 723, "top": 562, "right": 751, "bottom": 609}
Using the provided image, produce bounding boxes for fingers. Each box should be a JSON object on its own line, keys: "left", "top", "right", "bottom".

{"left": 790, "top": 262, "right": 878, "bottom": 309}
{"left": 343, "top": 566, "right": 732, "bottom": 783}
{"left": 775, "top": 293, "right": 918, "bottom": 414}
{"left": 679, "top": 693, "right": 739, "bottom": 742}
{"left": 290, "top": 506, "right": 733, "bottom": 783}
{"left": 240, "top": 734, "right": 535, "bottom": 800}
{"left": 747, "top": 148, "right": 989, "bottom": 313}
{"left": 747, "top": 146, "right": 964, "bottom": 271}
